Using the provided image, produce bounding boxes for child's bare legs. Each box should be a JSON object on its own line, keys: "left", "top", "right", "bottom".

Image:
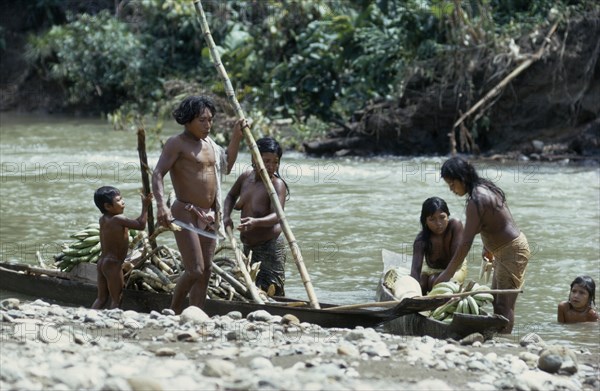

{"left": 102, "top": 257, "right": 124, "bottom": 309}
{"left": 92, "top": 258, "right": 109, "bottom": 309}
{"left": 170, "top": 228, "right": 215, "bottom": 314}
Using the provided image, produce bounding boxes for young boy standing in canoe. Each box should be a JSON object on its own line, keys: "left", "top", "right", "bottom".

{"left": 92, "top": 186, "right": 152, "bottom": 309}
{"left": 223, "top": 137, "right": 289, "bottom": 296}
{"left": 436, "top": 157, "right": 530, "bottom": 333}
{"left": 152, "top": 95, "right": 245, "bottom": 314}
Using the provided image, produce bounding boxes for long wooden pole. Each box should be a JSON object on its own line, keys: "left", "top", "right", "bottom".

{"left": 226, "top": 226, "right": 264, "bottom": 304}
{"left": 192, "top": 0, "right": 320, "bottom": 309}
{"left": 137, "top": 128, "right": 156, "bottom": 249}
{"left": 324, "top": 289, "right": 523, "bottom": 311}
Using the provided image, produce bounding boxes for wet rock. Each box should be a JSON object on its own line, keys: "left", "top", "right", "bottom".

{"left": 202, "top": 358, "right": 236, "bottom": 377}
{"left": 414, "top": 379, "right": 453, "bottom": 390}
{"left": 460, "top": 332, "right": 484, "bottom": 345}
{"left": 161, "top": 308, "right": 175, "bottom": 316}
{"left": 127, "top": 377, "right": 164, "bottom": 391}
{"left": 518, "top": 351, "right": 539, "bottom": 368}
{"left": 520, "top": 332, "right": 547, "bottom": 348}
{"left": 248, "top": 356, "right": 273, "bottom": 370}
{"left": 1, "top": 310, "right": 14, "bottom": 322}
{"left": 227, "top": 311, "right": 242, "bottom": 320}
{"left": 344, "top": 328, "right": 381, "bottom": 342}
{"left": 337, "top": 343, "right": 360, "bottom": 357}
{"left": 359, "top": 341, "right": 391, "bottom": 357}
{"left": 281, "top": 314, "right": 300, "bottom": 325}
{"left": 179, "top": 306, "right": 209, "bottom": 324}
{"left": 84, "top": 310, "right": 101, "bottom": 323}
{"left": 531, "top": 140, "right": 544, "bottom": 153}
{"left": 247, "top": 309, "right": 273, "bottom": 322}
{"left": 176, "top": 330, "right": 199, "bottom": 342}
{"left": 154, "top": 347, "right": 176, "bottom": 357}
{"left": 538, "top": 346, "right": 578, "bottom": 375}
{"left": 101, "top": 377, "right": 133, "bottom": 391}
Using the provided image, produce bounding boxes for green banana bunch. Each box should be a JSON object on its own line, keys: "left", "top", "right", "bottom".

{"left": 428, "top": 281, "right": 494, "bottom": 321}
{"left": 455, "top": 295, "right": 481, "bottom": 315}
{"left": 428, "top": 281, "right": 460, "bottom": 296}
{"left": 54, "top": 223, "right": 137, "bottom": 272}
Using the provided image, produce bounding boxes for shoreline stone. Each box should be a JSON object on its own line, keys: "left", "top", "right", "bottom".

{"left": 0, "top": 299, "right": 598, "bottom": 390}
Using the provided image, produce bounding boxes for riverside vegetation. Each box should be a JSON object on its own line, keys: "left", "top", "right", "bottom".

{"left": 1, "top": 0, "right": 598, "bottom": 158}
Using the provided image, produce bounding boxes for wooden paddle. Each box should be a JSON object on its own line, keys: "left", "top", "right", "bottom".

{"left": 192, "top": 0, "right": 320, "bottom": 309}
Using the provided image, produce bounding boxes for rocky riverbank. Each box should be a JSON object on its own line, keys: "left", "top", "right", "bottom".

{"left": 1, "top": 299, "right": 598, "bottom": 390}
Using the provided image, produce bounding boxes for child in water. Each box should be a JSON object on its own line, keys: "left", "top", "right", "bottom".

{"left": 410, "top": 197, "right": 466, "bottom": 294}
{"left": 557, "top": 275, "right": 599, "bottom": 323}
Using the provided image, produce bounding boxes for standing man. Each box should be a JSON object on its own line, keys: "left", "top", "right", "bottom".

{"left": 152, "top": 95, "right": 245, "bottom": 313}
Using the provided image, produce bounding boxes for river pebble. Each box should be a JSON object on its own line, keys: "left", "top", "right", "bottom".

{"left": 0, "top": 299, "right": 598, "bottom": 390}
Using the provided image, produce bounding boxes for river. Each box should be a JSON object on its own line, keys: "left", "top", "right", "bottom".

{"left": 1, "top": 112, "right": 598, "bottom": 350}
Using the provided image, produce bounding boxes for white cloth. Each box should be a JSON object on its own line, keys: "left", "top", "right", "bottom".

{"left": 206, "top": 136, "right": 228, "bottom": 239}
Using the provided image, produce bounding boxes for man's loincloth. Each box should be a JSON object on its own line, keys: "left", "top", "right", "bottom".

{"left": 421, "top": 260, "right": 468, "bottom": 283}
{"left": 490, "top": 232, "right": 530, "bottom": 289}
{"left": 183, "top": 203, "right": 216, "bottom": 231}
{"left": 243, "top": 236, "right": 286, "bottom": 296}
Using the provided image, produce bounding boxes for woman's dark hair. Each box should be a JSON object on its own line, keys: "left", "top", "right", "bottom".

{"left": 419, "top": 197, "right": 450, "bottom": 260}
{"left": 570, "top": 275, "right": 596, "bottom": 307}
{"left": 94, "top": 186, "right": 120, "bottom": 214}
{"left": 441, "top": 157, "right": 506, "bottom": 210}
{"left": 172, "top": 96, "right": 217, "bottom": 125}
{"left": 256, "top": 137, "right": 290, "bottom": 200}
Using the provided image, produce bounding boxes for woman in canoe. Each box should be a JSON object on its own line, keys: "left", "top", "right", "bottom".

{"left": 410, "top": 196, "right": 466, "bottom": 295}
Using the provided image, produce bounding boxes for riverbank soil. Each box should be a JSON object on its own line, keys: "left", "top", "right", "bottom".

{"left": 304, "top": 12, "right": 600, "bottom": 160}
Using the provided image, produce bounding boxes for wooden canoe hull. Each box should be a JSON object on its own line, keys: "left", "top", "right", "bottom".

{"left": 0, "top": 262, "right": 416, "bottom": 330}
{"left": 377, "top": 249, "right": 509, "bottom": 339}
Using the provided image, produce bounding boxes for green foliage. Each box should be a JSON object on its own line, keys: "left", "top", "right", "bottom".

{"left": 19, "top": 0, "right": 598, "bottom": 149}
{"left": 26, "top": 11, "right": 151, "bottom": 112}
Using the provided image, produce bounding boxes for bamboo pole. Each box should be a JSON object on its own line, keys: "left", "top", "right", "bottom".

{"left": 211, "top": 262, "right": 248, "bottom": 296}
{"left": 324, "top": 289, "right": 523, "bottom": 311}
{"left": 226, "top": 226, "right": 264, "bottom": 304}
{"left": 192, "top": 0, "right": 320, "bottom": 309}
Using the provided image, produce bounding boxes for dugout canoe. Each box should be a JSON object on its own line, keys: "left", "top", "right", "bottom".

{"left": 0, "top": 261, "right": 449, "bottom": 330}
{"left": 376, "top": 249, "right": 509, "bottom": 339}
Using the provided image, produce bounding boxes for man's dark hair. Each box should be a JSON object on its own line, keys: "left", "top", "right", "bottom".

{"left": 172, "top": 95, "right": 217, "bottom": 125}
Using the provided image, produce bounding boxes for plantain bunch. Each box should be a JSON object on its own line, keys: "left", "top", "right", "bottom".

{"left": 51, "top": 223, "right": 267, "bottom": 303}
{"left": 54, "top": 223, "right": 137, "bottom": 272}
{"left": 428, "top": 281, "right": 494, "bottom": 322}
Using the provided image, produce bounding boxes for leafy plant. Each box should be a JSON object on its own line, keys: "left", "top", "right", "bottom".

{"left": 26, "top": 11, "right": 152, "bottom": 113}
